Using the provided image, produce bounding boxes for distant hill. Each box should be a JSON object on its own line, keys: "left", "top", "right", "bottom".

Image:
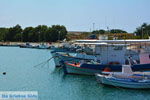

{"left": 68, "top": 31, "right": 90, "bottom": 35}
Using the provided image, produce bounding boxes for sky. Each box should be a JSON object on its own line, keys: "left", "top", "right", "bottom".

{"left": 0, "top": 0, "right": 150, "bottom": 33}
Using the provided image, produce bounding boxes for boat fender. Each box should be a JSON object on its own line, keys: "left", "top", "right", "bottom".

{"left": 109, "top": 62, "right": 120, "bottom": 65}
{"left": 103, "top": 67, "right": 111, "bottom": 72}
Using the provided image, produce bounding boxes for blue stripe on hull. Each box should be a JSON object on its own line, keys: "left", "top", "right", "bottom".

{"left": 81, "top": 63, "right": 150, "bottom": 71}
{"left": 96, "top": 76, "right": 150, "bottom": 89}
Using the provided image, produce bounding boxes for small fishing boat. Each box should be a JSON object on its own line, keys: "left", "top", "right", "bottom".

{"left": 20, "top": 43, "right": 38, "bottom": 48}
{"left": 51, "top": 51, "right": 97, "bottom": 67}
{"left": 61, "top": 61, "right": 150, "bottom": 75}
{"left": 51, "top": 42, "right": 84, "bottom": 53}
{"left": 60, "top": 39, "right": 150, "bottom": 75}
{"left": 95, "top": 65, "right": 150, "bottom": 89}
{"left": 37, "top": 43, "right": 51, "bottom": 49}
{"left": 61, "top": 61, "right": 101, "bottom": 75}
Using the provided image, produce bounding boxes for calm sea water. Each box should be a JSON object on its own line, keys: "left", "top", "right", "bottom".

{"left": 0, "top": 47, "right": 150, "bottom": 100}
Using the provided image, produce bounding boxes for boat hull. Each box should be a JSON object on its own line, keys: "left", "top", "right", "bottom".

{"left": 61, "top": 61, "right": 150, "bottom": 75}
{"left": 64, "top": 63, "right": 101, "bottom": 75}
{"left": 81, "top": 63, "right": 150, "bottom": 72}
{"left": 51, "top": 52, "right": 61, "bottom": 67}
{"left": 51, "top": 51, "right": 91, "bottom": 67}
{"left": 96, "top": 74, "right": 150, "bottom": 89}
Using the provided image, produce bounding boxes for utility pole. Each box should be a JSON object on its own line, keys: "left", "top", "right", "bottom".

{"left": 142, "top": 27, "right": 144, "bottom": 39}
{"left": 93, "top": 23, "right": 95, "bottom": 31}
{"left": 58, "top": 31, "right": 60, "bottom": 41}
{"left": 90, "top": 28, "right": 91, "bottom": 32}
{"left": 107, "top": 26, "right": 109, "bottom": 34}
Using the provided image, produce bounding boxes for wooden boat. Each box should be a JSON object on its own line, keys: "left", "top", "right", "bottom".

{"left": 51, "top": 51, "right": 97, "bottom": 67}
{"left": 61, "top": 61, "right": 150, "bottom": 75}
{"left": 54, "top": 39, "right": 150, "bottom": 75}
{"left": 95, "top": 65, "right": 150, "bottom": 89}
{"left": 61, "top": 62, "right": 101, "bottom": 75}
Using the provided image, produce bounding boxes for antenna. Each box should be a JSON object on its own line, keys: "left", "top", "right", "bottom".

{"left": 105, "top": 16, "right": 107, "bottom": 30}
{"left": 90, "top": 28, "right": 91, "bottom": 32}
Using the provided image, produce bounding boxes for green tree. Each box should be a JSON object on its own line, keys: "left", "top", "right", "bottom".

{"left": 45, "top": 27, "right": 52, "bottom": 42}
{"left": 23, "top": 27, "right": 34, "bottom": 42}
{"left": 50, "top": 25, "right": 67, "bottom": 42}
{"left": 134, "top": 23, "right": 150, "bottom": 39}
{"left": 110, "top": 29, "right": 127, "bottom": 33}
{"left": 35, "top": 25, "right": 48, "bottom": 42}
{"left": 1, "top": 24, "right": 67, "bottom": 42}
{"left": 6, "top": 24, "right": 22, "bottom": 41}
{"left": 92, "top": 30, "right": 105, "bottom": 34}
{"left": 0, "top": 28, "right": 8, "bottom": 41}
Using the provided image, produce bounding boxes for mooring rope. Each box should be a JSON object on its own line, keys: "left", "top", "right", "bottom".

{"left": 33, "top": 56, "right": 59, "bottom": 68}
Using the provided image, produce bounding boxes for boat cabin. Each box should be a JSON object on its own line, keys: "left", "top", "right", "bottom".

{"left": 75, "top": 39, "right": 150, "bottom": 65}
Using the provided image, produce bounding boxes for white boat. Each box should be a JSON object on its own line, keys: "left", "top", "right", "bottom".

{"left": 96, "top": 65, "right": 150, "bottom": 89}
{"left": 51, "top": 51, "right": 97, "bottom": 67}
{"left": 37, "top": 43, "right": 51, "bottom": 49}
{"left": 20, "top": 43, "right": 38, "bottom": 48}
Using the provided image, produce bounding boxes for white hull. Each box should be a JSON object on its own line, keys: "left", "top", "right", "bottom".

{"left": 51, "top": 51, "right": 97, "bottom": 67}
{"left": 96, "top": 74, "right": 150, "bottom": 89}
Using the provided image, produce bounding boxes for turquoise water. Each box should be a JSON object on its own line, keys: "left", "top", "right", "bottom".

{"left": 0, "top": 47, "right": 150, "bottom": 100}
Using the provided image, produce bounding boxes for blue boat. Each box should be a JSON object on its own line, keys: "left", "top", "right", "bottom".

{"left": 96, "top": 74, "right": 150, "bottom": 89}
{"left": 95, "top": 65, "right": 150, "bottom": 89}
{"left": 61, "top": 62, "right": 150, "bottom": 75}
{"left": 61, "top": 62, "right": 101, "bottom": 75}
{"left": 55, "top": 39, "right": 150, "bottom": 75}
